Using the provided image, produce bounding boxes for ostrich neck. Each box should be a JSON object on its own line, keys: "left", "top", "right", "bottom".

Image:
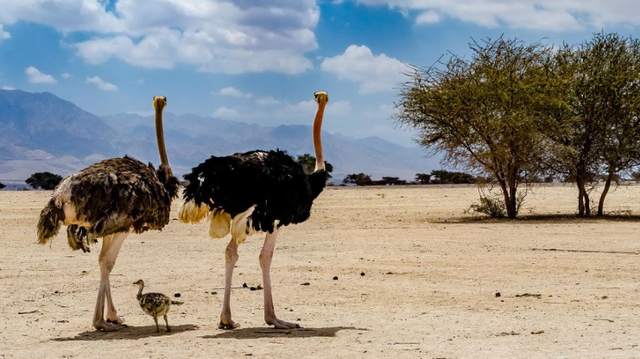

{"left": 155, "top": 106, "right": 169, "bottom": 168}
{"left": 313, "top": 102, "right": 326, "bottom": 171}
{"left": 136, "top": 285, "right": 144, "bottom": 301}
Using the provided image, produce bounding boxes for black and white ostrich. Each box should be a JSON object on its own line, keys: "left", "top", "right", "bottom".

{"left": 179, "top": 91, "right": 329, "bottom": 329}
{"left": 36, "top": 96, "right": 179, "bottom": 332}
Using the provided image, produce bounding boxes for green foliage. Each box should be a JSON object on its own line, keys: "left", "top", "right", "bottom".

{"left": 469, "top": 195, "right": 506, "bottom": 218}
{"left": 415, "top": 173, "right": 431, "bottom": 184}
{"left": 26, "top": 172, "right": 63, "bottom": 190}
{"left": 296, "top": 154, "right": 333, "bottom": 179}
{"left": 0, "top": 182, "right": 5, "bottom": 190}
{"left": 343, "top": 173, "right": 373, "bottom": 186}
{"left": 430, "top": 170, "right": 474, "bottom": 184}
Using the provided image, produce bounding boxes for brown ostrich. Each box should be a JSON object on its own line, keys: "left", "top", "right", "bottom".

{"left": 179, "top": 91, "right": 329, "bottom": 329}
{"left": 36, "top": 96, "right": 179, "bottom": 332}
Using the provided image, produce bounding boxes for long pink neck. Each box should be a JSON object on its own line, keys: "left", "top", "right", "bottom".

{"left": 313, "top": 102, "right": 326, "bottom": 171}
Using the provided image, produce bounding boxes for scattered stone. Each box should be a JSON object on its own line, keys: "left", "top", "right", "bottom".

{"left": 496, "top": 331, "right": 519, "bottom": 336}
{"left": 301, "top": 282, "right": 310, "bottom": 286}
{"left": 495, "top": 292, "right": 501, "bottom": 298}
{"left": 531, "top": 330, "right": 545, "bottom": 335}
{"left": 386, "top": 272, "right": 394, "bottom": 275}
{"left": 516, "top": 293, "right": 542, "bottom": 299}
{"left": 211, "top": 291, "right": 217, "bottom": 295}
{"left": 57, "top": 320, "right": 69, "bottom": 323}
{"left": 333, "top": 276, "right": 338, "bottom": 280}
{"left": 171, "top": 300, "right": 184, "bottom": 305}
{"left": 174, "top": 293, "right": 181, "bottom": 298}
{"left": 242, "top": 283, "right": 248, "bottom": 288}
{"left": 361, "top": 272, "right": 365, "bottom": 276}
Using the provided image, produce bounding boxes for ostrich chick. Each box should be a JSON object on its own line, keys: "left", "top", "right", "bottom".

{"left": 133, "top": 280, "right": 171, "bottom": 333}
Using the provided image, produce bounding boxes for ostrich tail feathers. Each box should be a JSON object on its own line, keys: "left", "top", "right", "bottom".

{"left": 208, "top": 210, "right": 231, "bottom": 238}
{"left": 179, "top": 200, "right": 210, "bottom": 223}
{"left": 66, "top": 225, "right": 95, "bottom": 253}
{"left": 37, "top": 198, "right": 64, "bottom": 245}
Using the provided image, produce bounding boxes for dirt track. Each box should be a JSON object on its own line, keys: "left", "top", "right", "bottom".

{"left": 1, "top": 185, "right": 640, "bottom": 358}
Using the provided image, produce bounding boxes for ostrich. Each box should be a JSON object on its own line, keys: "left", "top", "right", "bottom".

{"left": 179, "top": 91, "right": 329, "bottom": 329}
{"left": 133, "top": 279, "right": 172, "bottom": 333}
{"left": 36, "top": 96, "right": 179, "bottom": 332}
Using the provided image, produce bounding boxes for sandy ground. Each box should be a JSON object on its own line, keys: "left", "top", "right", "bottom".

{"left": 1, "top": 184, "right": 640, "bottom": 358}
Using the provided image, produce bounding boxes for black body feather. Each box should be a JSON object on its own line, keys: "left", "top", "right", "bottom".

{"left": 37, "top": 156, "right": 179, "bottom": 251}
{"left": 183, "top": 150, "right": 328, "bottom": 233}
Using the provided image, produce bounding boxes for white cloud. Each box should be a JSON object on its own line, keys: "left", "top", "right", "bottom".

{"left": 0, "top": 0, "right": 319, "bottom": 74}
{"left": 25, "top": 66, "right": 57, "bottom": 84}
{"left": 349, "top": 0, "right": 640, "bottom": 30}
{"left": 416, "top": 10, "right": 440, "bottom": 25}
{"left": 0, "top": 24, "right": 10, "bottom": 40}
{"left": 256, "top": 96, "right": 282, "bottom": 105}
{"left": 321, "top": 45, "right": 406, "bottom": 93}
{"left": 2, "top": 86, "right": 15, "bottom": 90}
{"left": 85, "top": 76, "right": 117, "bottom": 91}
{"left": 213, "top": 107, "right": 241, "bottom": 118}
{"left": 219, "top": 86, "right": 252, "bottom": 98}
{"left": 61, "top": 72, "right": 72, "bottom": 79}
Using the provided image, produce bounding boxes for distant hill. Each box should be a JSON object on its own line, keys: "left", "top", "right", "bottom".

{"left": 0, "top": 90, "right": 438, "bottom": 182}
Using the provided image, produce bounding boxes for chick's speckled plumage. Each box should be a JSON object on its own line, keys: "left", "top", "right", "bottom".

{"left": 137, "top": 292, "right": 171, "bottom": 317}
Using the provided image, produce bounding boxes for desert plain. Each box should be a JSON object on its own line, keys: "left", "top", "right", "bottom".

{"left": 1, "top": 184, "right": 640, "bottom": 358}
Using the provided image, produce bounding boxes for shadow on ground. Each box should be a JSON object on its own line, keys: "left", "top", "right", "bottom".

{"left": 433, "top": 213, "right": 640, "bottom": 224}
{"left": 51, "top": 324, "right": 199, "bottom": 341}
{"left": 202, "top": 326, "right": 366, "bottom": 339}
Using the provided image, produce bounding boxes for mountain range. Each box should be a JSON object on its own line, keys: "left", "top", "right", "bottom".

{"left": 0, "top": 90, "right": 438, "bottom": 183}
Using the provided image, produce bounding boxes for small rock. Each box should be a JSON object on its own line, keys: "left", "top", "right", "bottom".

{"left": 174, "top": 293, "right": 181, "bottom": 298}
{"left": 242, "top": 283, "right": 248, "bottom": 288}
{"left": 386, "top": 272, "right": 393, "bottom": 275}
{"left": 495, "top": 292, "right": 501, "bottom": 298}
{"left": 301, "top": 282, "right": 310, "bottom": 286}
{"left": 361, "top": 272, "right": 365, "bottom": 276}
{"left": 531, "top": 330, "right": 545, "bottom": 335}
{"left": 333, "top": 276, "right": 338, "bottom": 280}
{"left": 211, "top": 291, "right": 217, "bottom": 295}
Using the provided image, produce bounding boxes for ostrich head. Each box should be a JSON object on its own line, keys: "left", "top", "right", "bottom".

{"left": 314, "top": 91, "right": 329, "bottom": 104}
{"left": 312, "top": 91, "right": 328, "bottom": 172}
{"left": 153, "top": 96, "right": 167, "bottom": 109}
{"left": 133, "top": 279, "right": 145, "bottom": 288}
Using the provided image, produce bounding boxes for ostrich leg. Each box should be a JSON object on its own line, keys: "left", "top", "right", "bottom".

{"left": 260, "top": 228, "right": 300, "bottom": 329}
{"left": 219, "top": 237, "right": 239, "bottom": 329}
{"left": 93, "top": 232, "right": 128, "bottom": 331}
{"left": 105, "top": 232, "right": 129, "bottom": 325}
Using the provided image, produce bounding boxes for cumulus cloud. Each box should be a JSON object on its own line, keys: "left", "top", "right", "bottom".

{"left": 0, "top": 24, "right": 10, "bottom": 40}
{"left": 85, "top": 76, "right": 117, "bottom": 91}
{"left": 61, "top": 72, "right": 72, "bottom": 79}
{"left": 25, "top": 66, "right": 57, "bottom": 84}
{"left": 213, "top": 107, "right": 241, "bottom": 118}
{"left": 256, "top": 96, "right": 282, "bottom": 105}
{"left": 348, "top": 0, "right": 640, "bottom": 30}
{"left": 2, "top": 86, "right": 15, "bottom": 90}
{"left": 321, "top": 45, "right": 406, "bottom": 93}
{"left": 0, "top": 0, "right": 318, "bottom": 74}
{"left": 219, "top": 86, "right": 252, "bottom": 98}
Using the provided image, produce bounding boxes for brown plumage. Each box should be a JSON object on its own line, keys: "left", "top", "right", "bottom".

{"left": 133, "top": 279, "right": 171, "bottom": 333}
{"left": 35, "top": 96, "right": 177, "bottom": 332}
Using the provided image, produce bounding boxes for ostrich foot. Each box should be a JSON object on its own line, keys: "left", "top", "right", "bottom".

{"left": 106, "top": 315, "right": 126, "bottom": 325}
{"left": 265, "top": 316, "right": 300, "bottom": 329}
{"left": 218, "top": 319, "right": 239, "bottom": 330}
{"left": 94, "top": 320, "right": 126, "bottom": 332}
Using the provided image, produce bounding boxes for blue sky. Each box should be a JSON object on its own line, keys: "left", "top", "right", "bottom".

{"left": 1, "top": 0, "right": 640, "bottom": 146}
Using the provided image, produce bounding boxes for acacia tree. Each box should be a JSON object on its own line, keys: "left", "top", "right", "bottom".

{"left": 0, "top": 182, "right": 5, "bottom": 190}
{"left": 296, "top": 153, "right": 334, "bottom": 178}
{"left": 395, "top": 37, "right": 558, "bottom": 218}
{"left": 26, "top": 172, "right": 63, "bottom": 190}
{"left": 544, "top": 33, "right": 640, "bottom": 216}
